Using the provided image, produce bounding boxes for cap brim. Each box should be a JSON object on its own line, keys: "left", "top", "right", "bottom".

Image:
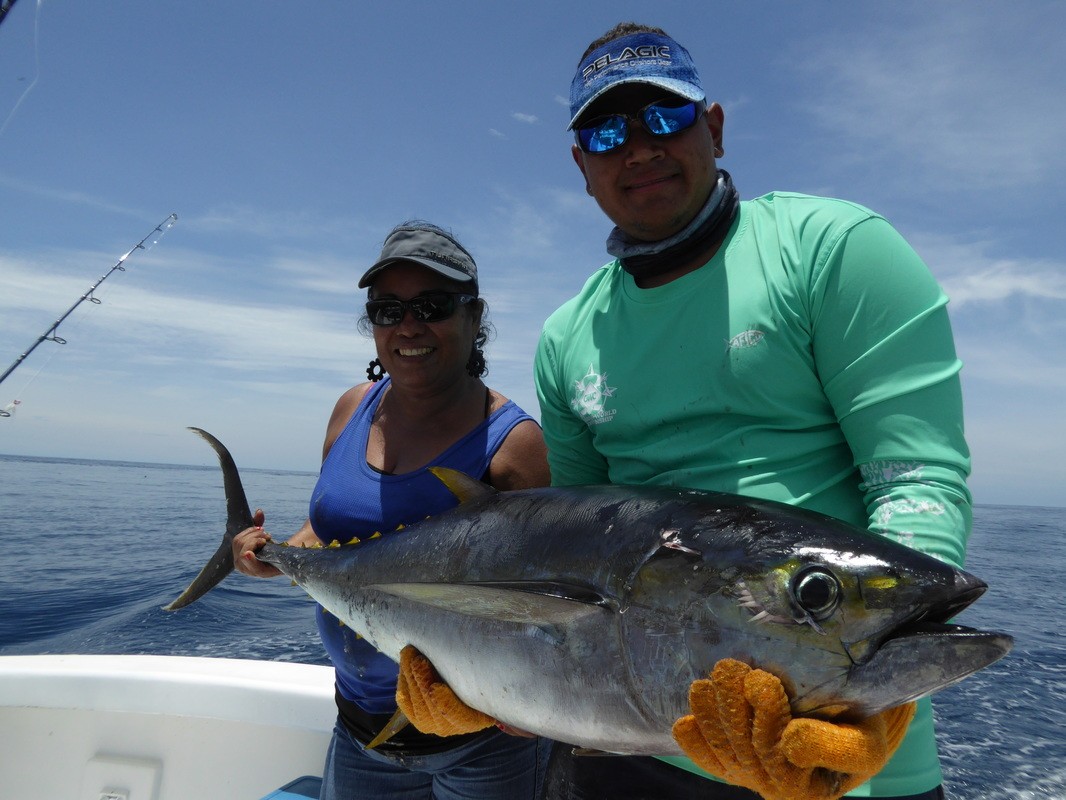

{"left": 358, "top": 257, "right": 476, "bottom": 289}
{"left": 567, "top": 78, "right": 706, "bottom": 130}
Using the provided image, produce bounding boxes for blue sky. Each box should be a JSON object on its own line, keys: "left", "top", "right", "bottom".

{"left": 0, "top": 1, "right": 1062, "bottom": 508}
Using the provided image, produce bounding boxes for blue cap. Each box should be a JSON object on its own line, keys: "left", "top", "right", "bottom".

{"left": 568, "top": 32, "right": 705, "bottom": 130}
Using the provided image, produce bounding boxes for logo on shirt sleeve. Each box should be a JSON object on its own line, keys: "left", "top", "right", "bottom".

{"left": 571, "top": 365, "right": 617, "bottom": 426}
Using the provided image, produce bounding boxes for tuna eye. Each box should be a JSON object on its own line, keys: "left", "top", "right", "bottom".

{"left": 793, "top": 569, "right": 840, "bottom": 619}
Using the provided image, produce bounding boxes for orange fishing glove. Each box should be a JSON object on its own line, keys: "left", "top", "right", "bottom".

{"left": 672, "top": 659, "right": 916, "bottom": 800}
{"left": 395, "top": 645, "right": 495, "bottom": 737}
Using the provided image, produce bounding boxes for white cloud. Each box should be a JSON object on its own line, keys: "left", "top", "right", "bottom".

{"left": 793, "top": 5, "right": 1066, "bottom": 189}
{"left": 185, "top": 206, "right": 375, "bottom": 242}
{"left": 910, "top": 234, "right": 1066, "bottom": 308}
{"left": 271, "top": 254, "right": 366, "bottom": 296}
{"left": 944, "top": 264, "right": 1066, "bottom": 308}
{"left": 0, "top": 251, "right": 367, "bottom": 381}
{"left": 0, "top": 174, "right": 150, "bottom": 219}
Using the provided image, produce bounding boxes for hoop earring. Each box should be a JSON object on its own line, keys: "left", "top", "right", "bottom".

{"left": 466, "top": 348, "right": 486, "bottom": 378}
{"left": 366, "top": 358, "right": 386, "bottom": 382}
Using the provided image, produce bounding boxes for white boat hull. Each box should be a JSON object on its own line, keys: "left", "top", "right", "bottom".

{"left": 0, "top": 654, "right": 335, "bottom": 800}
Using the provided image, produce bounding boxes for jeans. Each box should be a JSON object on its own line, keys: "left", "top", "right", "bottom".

{"left": 541, "top": 749, "right": 758, "bottom": 800}
{"left": 541, "top": 744, "right": 946, "bottom": 800}
{"left": 319, "top": 719, "right": 549, "bottom": 800}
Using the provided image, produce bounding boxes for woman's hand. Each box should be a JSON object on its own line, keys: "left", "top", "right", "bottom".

{"left": 232, "top": 509, "right": 282, "bottom": 578}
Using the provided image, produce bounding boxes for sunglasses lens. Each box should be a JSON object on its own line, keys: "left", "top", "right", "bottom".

{"left": 577, "top": 100, "right": 702, "bottom": 154}
{"left": 366, "top": 300, "right": 403, "bottom": 326}
{"left": 366, "top": 293, "right": 467, "bottom": 326}
{"left": 578, "top": 115, "right": 629, "bottom": 154}
{"left": 408, "top": 293, "right": 455, "bottom": 322}
{"left": 643, "top": 101, "right": 698, "bottom": 135}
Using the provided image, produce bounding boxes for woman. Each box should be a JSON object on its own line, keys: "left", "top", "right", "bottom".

{"left": 234, "top": 221, "right": 551, "bottom": 800}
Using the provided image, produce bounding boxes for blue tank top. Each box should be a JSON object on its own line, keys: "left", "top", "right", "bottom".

{"left": 308, "top": 377, "right": 536, "bottom": 712}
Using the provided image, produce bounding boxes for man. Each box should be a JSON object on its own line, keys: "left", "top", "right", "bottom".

{"left": 532, "top": 21, "right": 969, "bottom": 800}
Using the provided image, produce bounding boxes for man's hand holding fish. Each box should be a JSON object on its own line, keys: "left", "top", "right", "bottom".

{"left": 674, "top": 659, "right": 916, "bottom": 800}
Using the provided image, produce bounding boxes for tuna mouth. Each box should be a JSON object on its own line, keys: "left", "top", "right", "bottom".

{"left": 858, "top": 620, "right": 1013, "bottom": 701}
{"left": 845, "top": 577, "right": 987, "bottom": 666}
{"left": 819, "top": 580, "right": 1013, "bottom": 720}
{"left": 876, "top": 583, "right": 988, "bottom": 650}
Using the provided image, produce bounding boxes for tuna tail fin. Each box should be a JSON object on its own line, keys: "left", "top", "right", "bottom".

{"left": 364, "top": 708, "right": 411, "bottom": 750}
{"left": 162, "top": 537, "right": 236, "bottom": 611}
{"left": 162, "top": 428, "right": 256, "bottom": 611}
{"left": 428, "top": 466, "right": 497, "bottom": 504}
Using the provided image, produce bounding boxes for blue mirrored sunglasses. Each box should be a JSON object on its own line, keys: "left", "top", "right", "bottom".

{"left": 575, "top": 99, "right": 706, "bottom": 154}
{"left": 366, "top": 291, "right": 476, "bottom": 326}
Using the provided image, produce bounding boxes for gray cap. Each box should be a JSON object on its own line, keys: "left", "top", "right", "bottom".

{"left": 358, "top": 224, "right": 478, "bottom": 290}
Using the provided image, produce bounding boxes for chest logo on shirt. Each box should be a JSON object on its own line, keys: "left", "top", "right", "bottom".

{"left": 726, "top": 329, "right": 765, "bottom": 350}
{"left": 571, "top": 365, "right": 617, "bottom": 426}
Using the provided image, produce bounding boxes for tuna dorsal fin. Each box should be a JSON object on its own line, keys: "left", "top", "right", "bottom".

{"left": 429, "top": 466, "right": 497, "bottom": 503}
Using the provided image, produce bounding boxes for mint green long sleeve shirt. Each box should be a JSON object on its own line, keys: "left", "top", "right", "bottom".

{"left": 534, "top": 192, "right": 972, "bottom": 796}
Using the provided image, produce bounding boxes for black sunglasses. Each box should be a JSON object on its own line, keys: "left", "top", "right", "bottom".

{"left": 365, "top": 291, "right": 477, "bottom": 327}
{"left": 575, "top": 98, "right": 706, "bottom": 154}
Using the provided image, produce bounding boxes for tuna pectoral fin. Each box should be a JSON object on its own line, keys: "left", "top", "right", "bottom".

{"left": 369, "top": 582, "right": 608, "bottom": 640}
{"left": 162, "top": 537, "right": 235, "bottom": 611}
{"left": 365, "top": 708, "right": 410, "bottom": 750}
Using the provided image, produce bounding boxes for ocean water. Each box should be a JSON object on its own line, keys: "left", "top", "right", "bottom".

{"left": 0, "top": 453, "right": 1062, "bottom": 798}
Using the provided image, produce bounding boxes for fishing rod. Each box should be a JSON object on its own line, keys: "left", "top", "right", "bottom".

{"left": 0, "top": 0, "right": 19, "bottom": 29}
{"left": 0, "top": 213, "right": 178, "bottom": 412}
